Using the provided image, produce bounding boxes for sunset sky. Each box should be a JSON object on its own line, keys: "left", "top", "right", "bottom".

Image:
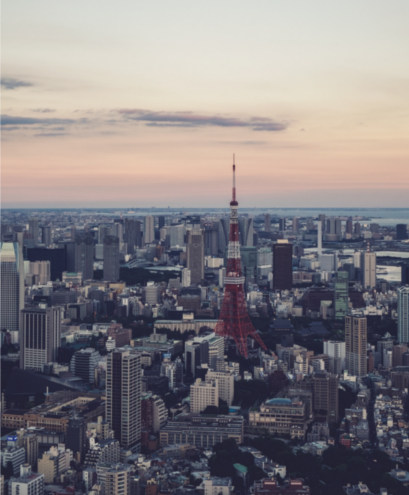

{"left": 2, "top": 0, "right": 409, "bottom": 208}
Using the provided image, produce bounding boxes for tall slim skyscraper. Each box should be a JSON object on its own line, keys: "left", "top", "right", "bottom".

{"left": 334, "top": 271, "right": 349, "bottom": 320}
{"left": 239, "top": 217, "right": 254, "bottom": 247}
{"left": 144, "top": 216, "right": 155, "bottom": 245}
{"left": 273, "top": 241, "right": 292, "bottom": 290}
{"left": 397, "top": 286, "right": 409, "bottom": 344}
{"left": 28, "top": 218, "right": 40, "bottom": 245}
{"left": 186, "top": 228, "right": 204, "bottom": 285}
{"left": 0, "top": 239, "right": 24, "bottom": 332}
{"left": 345, "top": 315, "right": 367, "bottom": 377}
{"left": 361, "top": 247, "right": 376, "bottom": 289}
{"left": 124, "top": 218, "right": 141, "bottom": 253}
{"left": 73, "top": 233, "right": 94, "bottom": 280}
{"left": 103, "top": 235, "right": 120, "bottom": 282}
{"left": 264, "top": 214, "right": 271, "bottom": 233}
{"left": 312, "top": 372, "right": 339, "bottom": 423}
{"left": 20, "top": 306, "right": 61, "bottom": 371}
{"left": 106, "top": 348, "right": 141, "bottom": 449}
{"left": 317, "top": 221, "right": 323, "bottom": 255}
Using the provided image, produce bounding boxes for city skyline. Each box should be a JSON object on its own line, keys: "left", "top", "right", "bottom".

{"left": 2, "top": 1, "right": 409, "bottom": 208}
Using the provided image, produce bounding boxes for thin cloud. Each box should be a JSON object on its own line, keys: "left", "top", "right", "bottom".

{"left": 31, "top": 108, "right": 56, "bottom": 113}
{"left": 118, "top": 109, "right": 287, "bottom": 132}
{"left": 1, "top": 77, "right": 33, "bottom": 90}
{"left": 1, "top": 114, "right": 85, "bottom": 127}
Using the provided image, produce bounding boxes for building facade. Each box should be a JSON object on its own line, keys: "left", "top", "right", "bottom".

{"left": 345, "top": 315, "right": 367, "bottom": 377}
{"left": 20, "top": 306, "right": 61, "bottom": 371}
{"left": 106, "top": 349, "right": 142, "bottom": 449}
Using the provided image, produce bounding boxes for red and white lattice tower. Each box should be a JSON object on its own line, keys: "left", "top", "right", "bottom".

{"left": 215, "top": 157, "right": 267, "bottom": 358}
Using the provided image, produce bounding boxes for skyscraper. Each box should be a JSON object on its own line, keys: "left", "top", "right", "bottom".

{"left": 345, "top": 315, "right": 367, "bottom": 377}
{"left": 273, "top": 241, "right": 292, "bottom": 290}
{"left": 239, "top": 217, "right": 254, "bottom": 246}
{"left": 103, "top": 235, "right": 120, "bottom": 282}
{"left": 20, "top": 306, "right": 61, "bottom": 371}
{"left": 186, "top": 228, "right": 204, "bottom": 285}
{"left": 144, "top": 215, "right": 155, "bottom": 245}
{"left": 28, "top": 218, "right": 40, "bottom": 245}
{"left": 361, "top": 248, "right": 376, "bottom": 289}
{"left": 334, "top": 271, "right": 349, "bottom": 320}
{"left": 73, "top": 233, "right": 94, "bottom": 280}
{"left": 264, "top": 214, "right": 271, "bottom": 233}
{"left": 0, "top": 240, "right": 24, "bottom": 332}
{"left": 106, "top": 348, "right": 141, "bottom": 449}
{"left": 397, "top": 286, "right": 409, "bottom": 344}
{"left": 124, "top": 218, "right": 141, "bottom": 253}
{"left": 312, "top": 371, "right": 339, "bottom": 423}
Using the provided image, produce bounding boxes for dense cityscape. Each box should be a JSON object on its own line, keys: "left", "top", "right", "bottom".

{"left": 1, "top": 166, "right": 409, "bottom": 495}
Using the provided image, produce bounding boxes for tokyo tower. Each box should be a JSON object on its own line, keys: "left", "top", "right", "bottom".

{"left": 215, "top": 157, "right": 267, "bottom": 358}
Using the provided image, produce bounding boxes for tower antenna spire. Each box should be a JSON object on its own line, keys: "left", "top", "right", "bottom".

{"left": 232, "top": 154, "right": 237, "bottom": 204}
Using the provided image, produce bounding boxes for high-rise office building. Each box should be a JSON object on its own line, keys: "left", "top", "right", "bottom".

{"left": 41, "top": 226, "right": 52, "bottom": 246}
{"left": 239, "top": 217, "right": 254, "bottom": 246}
{"left": 361, "top": 249, "right": 376, "bottom": 289}
{"left": 273, "top": 241, "right": 292, "bottom": 290}
{"left": 186, "top": 228, "right": 204, "bottom": 285}
{"left": 96, "top": 463, "right": 132, "bottom": 495}
{"left": 106, "top": 348, "right": 141, "bottom": 449}
{"left": 323, "top": 340, "right": 345, "bottom": 374}
{"left": 70, "top": 347, "right": 100, "bottom": 383}
{"left": 397, "top": 286, "right": 409, "bottom": 344}
{"left": 73, "top": 233, "right": 94, "bottom": 280}
{"left": 203, "top": 222, "right": 219, "bottom": 256}
{"left": 241, "top": 246, "right": 258, "bottom": 284}
{"left": 103, "top": 235, "right": 120, "bottom": 282}
{"left": 27, "top": 246, "right": 67, "bottom": 281}
{"left": 144, "top": 216, "right": 155, "bottom": 245}
{"left": 401, "top": 262, "right": 409, "bottom": 284}
{"left": 334, "top": 271, "right": 349, "bottom": 320}
{"left": 28, "top": 218, "right": 40, "bottom": 245}
{"left": 0, "top": 240, "right": 24, "bottom": 332}
{"left": 345, "top": 315, "right": 367, "bottom": 377}
{"left": 20, "top": 306, "right": 61, "bottom": 371}
{"left": 312, "top": 371, "right": 339, "bottom": 423}
{"left": 124, "top": 218, "right": 141, "bottom": 253}
{"left": 325, "top": 217, "right": 342, "bottom": 241}
{"left": 264, "top": 214, "right": 271, "bottom": 233}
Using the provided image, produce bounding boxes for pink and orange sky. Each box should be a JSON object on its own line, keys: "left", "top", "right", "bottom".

{"left": 2, "top": 0, "right": 409, "bottom": 208}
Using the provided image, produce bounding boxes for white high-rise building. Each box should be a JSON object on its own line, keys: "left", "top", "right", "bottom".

{"left": 0, "top": 240, "right": 24, "bottom": 332}
{"left": 317, "top": 221, "right": 323, "bottom": 255}
{"left": 397, "top": 286, "right": 409, "bottom": 344}
{"left": 190, "top": 378, "right": 219, "bottom": 413}
{"left": 106, "top": 349, "right": 141, "bottom": 449}
{"left": 362, "top": 250, "right": 376, "bottom": 289}
{"left": 144, "top": 216, "right": 155, "bottom": 245}
{"left": 206, "top": 370, "right": 235, "bottom": 406}
{"left": 323, "top": 340, "right": 346, "bottom": 374}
